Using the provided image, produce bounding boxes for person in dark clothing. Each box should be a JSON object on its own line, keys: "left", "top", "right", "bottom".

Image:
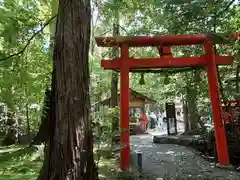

{"left": 149, "top": 112, "right": 157, "bottom": 129}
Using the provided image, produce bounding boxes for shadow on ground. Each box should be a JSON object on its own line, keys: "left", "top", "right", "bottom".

{"left": 131, "top": 134, "right": 240, "bottom": 180}
{"left": 0, "top": 145, "right": 43, "bottom": 180}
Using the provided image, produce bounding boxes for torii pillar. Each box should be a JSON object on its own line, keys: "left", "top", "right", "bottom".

{"left": 204, "top": 41, "right": 229, "bottom": 165}
{"left": 119, "top": 44, "right": 130, "bottom": 170}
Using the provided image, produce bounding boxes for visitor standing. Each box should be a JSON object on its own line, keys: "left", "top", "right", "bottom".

{"left": 140, "top": 112, "right": 148, "bottom": 132}
{"left": 157, "top": 112, "right": 164, "bottom": 130}
{"left": 150, "top": 112, "right": 157, "bottom": 129}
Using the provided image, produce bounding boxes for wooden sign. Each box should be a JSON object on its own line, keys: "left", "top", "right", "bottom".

{"left": 165, "top": 102, "right": 177, "bottom": 135}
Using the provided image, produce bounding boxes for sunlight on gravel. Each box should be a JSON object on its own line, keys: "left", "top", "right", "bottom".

{"left": 130, "top": 134, "right": 240, "bottom": 180}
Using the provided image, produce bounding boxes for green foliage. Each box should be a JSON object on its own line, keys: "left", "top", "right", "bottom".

{"left": 0, "top": 0, "right": 237, "bottom": 140}
{"left": 89, "top": 0, "right": 240, "bottom": 133}
{"left": 0, "top": 0, "right": 52, "bottom": 134}
{"left": 93, "top": 107, "right": 120, "bottom": 144}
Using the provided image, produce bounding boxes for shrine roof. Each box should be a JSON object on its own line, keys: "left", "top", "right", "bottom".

{"left": 95, "top": 33, "right": 240, "bottom": 47}
{"left": 91, "top": 88, "right": 156, "bottom": 108}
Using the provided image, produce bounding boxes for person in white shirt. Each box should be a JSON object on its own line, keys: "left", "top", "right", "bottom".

{"left": 157, "top": 112, "right": 163, "bottom": 130}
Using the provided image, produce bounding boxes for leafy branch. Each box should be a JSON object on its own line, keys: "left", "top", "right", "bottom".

{"left": 0, "top": 15, "right": 57, "bottom": 62}
{"left": 216, "top": 0, "right": 236, "bottom": 17}
{"left": 212, "top": 0, "right": 236, "bottom": 103}
{"left": 169, "top": 0, "right": 236, "bottom": 32}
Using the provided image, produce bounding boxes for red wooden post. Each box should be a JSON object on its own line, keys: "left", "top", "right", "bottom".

{"left": 158, "top": 46, "right": 172, "bottom": 58}
{"left": 120, "top": 44, "right": 130, "bottom": 170}
{"left": 204, "top": 41, "right": 230, "bottom": 165}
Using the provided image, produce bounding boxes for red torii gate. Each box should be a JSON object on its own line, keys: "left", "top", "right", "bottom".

{"left": 95, "top": 33, "right": 240, "bottom": 170}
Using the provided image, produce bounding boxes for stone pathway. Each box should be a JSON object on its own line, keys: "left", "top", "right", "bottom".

{"left": 131, "top": 134, "right": 240, "bottom": 180}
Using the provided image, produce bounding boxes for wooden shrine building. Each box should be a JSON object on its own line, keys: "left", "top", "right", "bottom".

{"left": 92, "top": 88, "right": 156, "bottom": 114}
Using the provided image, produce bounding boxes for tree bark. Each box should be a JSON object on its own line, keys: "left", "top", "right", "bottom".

{"left": 183, "top": 101, "right": 189, "bottom": 132}
{"left": 110, "top": 5, "right": 120, "bottom": 142}
{"left": 31, "top": 88, "right": 51, "bottom": 145}
{"left": 38, "top": 0, "right": 97, "bottom": 179}
{"left": 3, "top": 112, "right": 18, "bottom": 146}
{"left": 26, "top": 102, "right": 31, "bottom": 140}
{"left": 186, "top": 73, "right": 199, "bottom": 130}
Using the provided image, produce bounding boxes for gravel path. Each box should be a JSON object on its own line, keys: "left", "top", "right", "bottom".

{"left": 131, "top": 134, "right": 240, "bottom": 180}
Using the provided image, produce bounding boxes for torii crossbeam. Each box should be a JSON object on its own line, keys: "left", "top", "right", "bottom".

{"left": 95, "top": 33, "right": 240, "bottom": 170}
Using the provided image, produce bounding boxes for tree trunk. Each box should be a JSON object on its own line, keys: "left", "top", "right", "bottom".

{"left": 3, "top": 111, "right": 18, "bottom": 146}
{"left": 186, "top": 79, "right": 199, "bottom": 130}
{"left": 111, "top": 71, "right": 119, "bottom": 142}
{"left": 31, "top": 88, "right": 51, "bottom": 145}
{"left": 111, "top": 5, "right": 120, "bottom": 142}
{"left": 38, "top": 0, "right": 97, "bottom": 179}
{"left": 183, "top": 101, "right": 189, "bottom": 132}
{"left": 26, "top": 102, "right": 31, "bottom": 140}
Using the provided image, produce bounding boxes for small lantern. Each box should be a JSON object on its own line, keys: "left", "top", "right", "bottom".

{"left": 139, "top": 73, "right": 145, "bottom": 85}
{"left": 164, "top": 74, "right": 170, "bottom": 84}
